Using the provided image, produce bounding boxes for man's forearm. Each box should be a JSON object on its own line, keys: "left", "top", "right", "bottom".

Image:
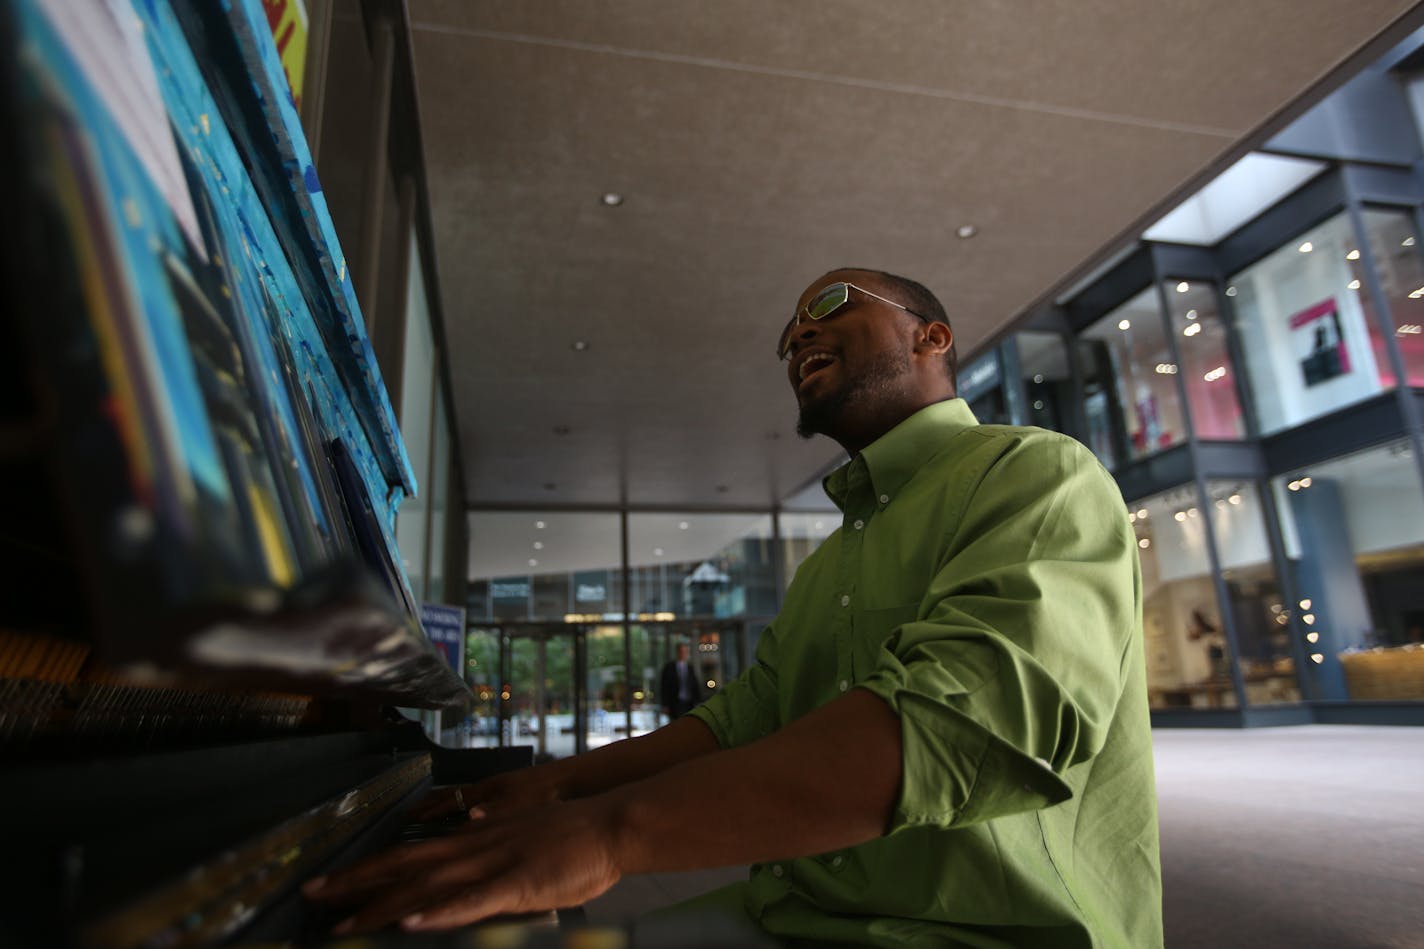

{"left": 557, "top": 713, "right": 722, "bottom": 799}
{"left": 605, "top": 688, "right": 903, "bottom": 873}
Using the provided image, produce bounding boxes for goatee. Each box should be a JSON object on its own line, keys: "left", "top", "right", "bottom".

{"left": 796, "top": 348, "right": 912, "bottom": 440}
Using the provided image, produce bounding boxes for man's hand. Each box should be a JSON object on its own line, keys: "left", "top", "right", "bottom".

{"left": 409, "top": 759, "right": 572, "bottom": 823}
{"left": 303, "top": 796, "right": 622, "bottom": 934}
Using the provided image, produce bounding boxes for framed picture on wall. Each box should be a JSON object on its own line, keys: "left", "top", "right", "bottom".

{"left": 1290, "top": 298, "right": 1351, "bottom": 386}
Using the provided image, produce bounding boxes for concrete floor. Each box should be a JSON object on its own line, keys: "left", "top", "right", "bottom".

{"left": 586, "top": 725, "right": 1424, "bottom": 947}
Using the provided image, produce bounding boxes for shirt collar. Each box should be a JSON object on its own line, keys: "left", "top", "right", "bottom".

{"left": 822, "top": 399, "right": 979, "bottom": 510}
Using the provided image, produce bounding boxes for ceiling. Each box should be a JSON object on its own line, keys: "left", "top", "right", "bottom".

{"left": 389, "top": 0, "right": 1424, "bottom": 518}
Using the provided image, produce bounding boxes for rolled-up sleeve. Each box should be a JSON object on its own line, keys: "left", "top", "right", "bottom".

{"left": 856, "top": 434, "right": 1139, "bottom": 833}
{"left": 687, "top": 621, "right": 783, "bottom": 749}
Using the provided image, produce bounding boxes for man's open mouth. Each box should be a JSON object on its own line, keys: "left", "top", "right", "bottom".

{"left": 798, "top": 352, "right": 837, "bottom": 383}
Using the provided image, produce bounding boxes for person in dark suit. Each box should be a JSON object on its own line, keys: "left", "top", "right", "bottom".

{"left": 659, "top": 642, "right": 702, "bottom": 719}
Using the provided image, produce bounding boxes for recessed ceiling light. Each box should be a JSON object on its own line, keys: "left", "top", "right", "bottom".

{"left": 1347, "top": 279, "right": 1361, "bottom": 290}
{"left": 654, "top": 547, "right": 664, "bottom": 556}
{"left": 532, "top": 541, "right": 543, "bottom": 550}
{"left": 956, "top": 224, "right": 978, "bottom": 239}
{"left": 535, "top": 520, "right": 546, "bottom": 529}
{"left": 1176, "top": 281, "right": 1190, "bottom": 293}
{"left": 1033, "top": 373, "right": 1044, "bottom": 383}
{"left": 601, "top": 192, "right": 623, "bottom": 206}
{"left": 1118, "top": 319, "right": 1131, "bottom": 330}
{"left": 1225, "top": 286, "right": 1238, "bottom": 297}
{"left": 1346, "top": 249, "right": 1361, "bottom": 260}
{"left": 528, "top": 558, "right": 538, "bottom": 567}
{"left": 571, "top": 340, "right": 589, "bottom": 352}
{"left": 1404, "top": 236, "right": 1416, "bottom": 247}
{"left": 1298, "top": 241, "right": 1314, "bottom": 253}
{"left": 678, "top": 521, "right": 689, "bottom": 530}
{"left": 1185, "top": 309, "right": 1198, "bottom": 320}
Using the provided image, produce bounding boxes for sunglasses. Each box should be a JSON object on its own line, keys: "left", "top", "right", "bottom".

{"left": 777, "top": 282, "right": 932, "bottom": 359}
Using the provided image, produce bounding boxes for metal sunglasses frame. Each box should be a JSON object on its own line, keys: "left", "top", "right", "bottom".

{"left": 778, "top": 281, "right": 931, "bottom": 359}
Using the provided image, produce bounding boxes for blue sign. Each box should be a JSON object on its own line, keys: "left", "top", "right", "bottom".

{"left": 421, "top": 603, "right": 466, "bottom": 674}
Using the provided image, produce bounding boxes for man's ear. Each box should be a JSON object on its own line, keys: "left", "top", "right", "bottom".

{"left": 917, "top": 321, "right": 954, "bottom": 358}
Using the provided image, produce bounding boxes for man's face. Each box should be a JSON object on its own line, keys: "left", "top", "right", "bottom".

{"left": 676, "top": 644, "right": 690, "bottom": 662}
{"left": 783, "top": 271, "right": 919, "bottom": 441}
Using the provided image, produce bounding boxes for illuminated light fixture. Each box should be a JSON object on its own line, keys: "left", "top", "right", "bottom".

{"left": 1118, "top": 319, "right": 1131, "bottom": 330}
{"left": 535, "top": 520, "right": 546, "bottom": 529}
{"left": 1187, "top": 507, "right": 1199, "bottom": 518}
{"left": 1184, "top": 322, "right": 1203, "bottom": 337}
{"left": 1176, "top": 281, "right": 1190, "bottom": 293}
{"left": 601, "top": 192, "right": 624, "bottom": 206}
{"left": 678, "top": 521, "right": 690, "bottom": 530}
{"left": 1128, "top": 512, "right": 1137, "bottom": 522}
{"left": 706, "top": 679, "right": 716, "bottom": 689}
{"left": 1203, "top": 366, "right": 1227, "bottom": 382}
{"left": 1398, "top": 324, "right": 1423, "bottom": 336}
{"left": 1033, "top": 399, "right": 1045, "bottom": 410}
{"left": 571, "top": 340, "right": 589, "bottom": 351}
{"left": 1300, "top": 476, "right": 1313, "bottom": 488}
{"left": 654, "top": 547, "right": 665, "bottom": 556}
{"left": 1298, "top": 241, "right": 1314, "bottom": 253}
{"left": 1155, "top": 363, "right": 1178, "bottom": 374}
{"left": 1310, "top": 653, "right": 1325, "bottom": 664}
{"left": 1216, "top": 499, "right": 1228, "bottom": 509}
{"left": 1303, "top": 613, "right": 1316, "bottom": 625}
{"left": 532, "top": 541, "right": 544, "bottom": 550}
{"left": 1033, "top": 373, "right": 1045, "bottom": 383}
{"left": 1288, "top": 480, "right": 1301, "bottom": 491}
{"left": 956, "top": 224, "right": 978, "bottom": 238}
{"left": 1174, "top": 511, "right": 1187, "bottom": 522}
{"left": 1138, "top": 538, "right": 1151, "bottom": 549}
{"left": 1137, "top": 509, "right": 1148, "bottom": 519}
{"left": 1229, "top": 494, "right": 1242, "bottom": 505}
{"left": 1347, "top": 279, "right": 1361, "bottom": 290}
{"left": 1409, "top": 288, "right": 1424, "bottom": 299}
{"left": 1225, "top": 286, "right": 1238, "bottom": 296}
{"left": 1405, "top": 236, "right": 1417, "bottom": 247}
{"left": 1275, "top": 613, "right": 1290, "bottom": 626}
{"left": 528, "top": 558, "right": 538, "bottom": 567}
{"left": 1186, "top": 309, "right": 1198, "bottom": 320}
{"left": 813, "top": 520, "right": 824, "bottom": 531}
{"left": 1346, "top": 249, "right": 1361, "bottom": 260}
{"left": 1270, "top": 604, "right": 1283, "bottom": 613}
{"left": 1299, "top": 598, "right": 1312, "bottom": 610}
{"left": 1307, "top": 632, "right": 1320, "bottom": 643}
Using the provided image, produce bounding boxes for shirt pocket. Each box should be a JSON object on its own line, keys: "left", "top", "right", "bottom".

{"left": 851, "top": 602, "right": 919, "bottom": 679}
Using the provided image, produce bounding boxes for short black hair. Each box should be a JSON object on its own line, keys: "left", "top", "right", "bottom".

{"left": 825, "top": 268, "right": 957, "bottom": 391}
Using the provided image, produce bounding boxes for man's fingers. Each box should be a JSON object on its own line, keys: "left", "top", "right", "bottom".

{"left": 401, "top": 877, "right": 525, "bottom": 932}
{"left": 303, "top": 836, "right": 473, "bottom": 901}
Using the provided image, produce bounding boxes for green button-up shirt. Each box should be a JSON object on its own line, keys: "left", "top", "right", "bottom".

{"left": 689, "top": 399, "right": 1162, "bottom": 948}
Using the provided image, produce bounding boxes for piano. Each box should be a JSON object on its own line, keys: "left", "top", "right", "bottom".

{"left": 0, "top": 1, "right": 599, "bottom": 945}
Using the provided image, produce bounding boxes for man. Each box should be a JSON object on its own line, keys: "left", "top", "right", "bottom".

{"left": 659, "top": 641, "right": 703, "bottom": 720}
{"left": 306, "top": 268, "right": 1163, "bottom": 947}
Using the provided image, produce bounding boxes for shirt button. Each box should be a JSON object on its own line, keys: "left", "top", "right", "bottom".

{"left": 853, "top": 519, "right": 865, "bottom": 530}
{"left": 840, "top": 594, "right": 850, "bottom": 607}
{"left": 772, "top": 864, "right": 784, "bottom": 878}
{"left": 832, "top": 855, "right": 845, "bottom": 867}
{"left": 839, "top": 680, "right": 849, "bottom": 692}
{"left": 879, "top": 493, "right": 890, "bottom": 505}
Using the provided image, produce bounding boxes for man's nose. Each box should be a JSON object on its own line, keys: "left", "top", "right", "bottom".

{"left": 787, "top": 320, "right": 821, "bottom": 355}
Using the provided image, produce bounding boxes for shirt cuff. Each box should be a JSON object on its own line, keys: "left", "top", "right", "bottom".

{"left": 856, "top": 672, "right": 1073, "bottom": 833}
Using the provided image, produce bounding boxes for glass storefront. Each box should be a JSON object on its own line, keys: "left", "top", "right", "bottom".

{"left": 1273, "top": 439, "right": 1424, "bottom": 702}
{"left": 1357, "top": 207, "right": 1424, "bottom": 387}
{"left": 1163, "top": 281, "right": 1247, "bottom": 440}
{"left": 1134, "top": 483, "right": 1239, "bottom": 709}
{"left": 1080, "top": 287, "right": 1187, "bottom": 468}
{"left": 1228, "top": 212, "right": 1394, "bottom": 435}
{"left": 1017, "top": 331, "right": 1073, "bottom": 433}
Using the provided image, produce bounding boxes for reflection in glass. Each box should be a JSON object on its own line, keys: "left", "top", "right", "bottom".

{"left": 1228, "top": 212, "right": 1390, "bottom": 435}
{"left": 1079, "top": 287, "right": 1187, "bottom": 466}
{"left": 1207, "top": 481, "right": 1298, "bottom": 704}
{"left": 1357, "top": 208, "right": 1424, "bottom": 387}
{"left": 1016, "top": 331, "right": 1072, "bottom": 434}
{"left": 506, "top": 630, "right": 577, "bottom": 760}
{"left": 1134, "top": 483, "right": 1239, "bottom": 709}
{"left": 777, "top": 512, "right": 839, "bottom": 589}
{"left": 584, "top": 625, "right": 628, "bottom": 751}
{"left": 1163, "top": 282, "right": 1246, "bottom": 440}
{"left": 461, "top": 627, "right": 501, "bottom": 748}
{"left": 1273, "top": 439, "right": 1424, "bottom": 701}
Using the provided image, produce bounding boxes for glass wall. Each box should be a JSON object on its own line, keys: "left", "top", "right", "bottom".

{"left": 778, "top": 511, "right": 839, "bottom": 589}
{"left": 1228, "top": 212, "right": 1394, "bottom": 434}
{"left": 1079, "top": 287, "right": 1187, "bottom": 468}
{"left": 1163, "top": 281, "right": 1247, "bottom": 440}
{"left": 1207, "top": 480, "right": 1299, "bottom": 704}
{"left": 1273, "top": 440, "right": 1424, "bottom": 701}
{"left": 395, "top": 231, "right": 436, "bottom": 597}
{"left": 1357, "top": 207, "right": 1424, "bottom": 386}
{"left": 1133, "top": 483, "right": 1239, "bottom": 709}
{"left": 1017, "top": 331, "right": 1073, "bottom": 433}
